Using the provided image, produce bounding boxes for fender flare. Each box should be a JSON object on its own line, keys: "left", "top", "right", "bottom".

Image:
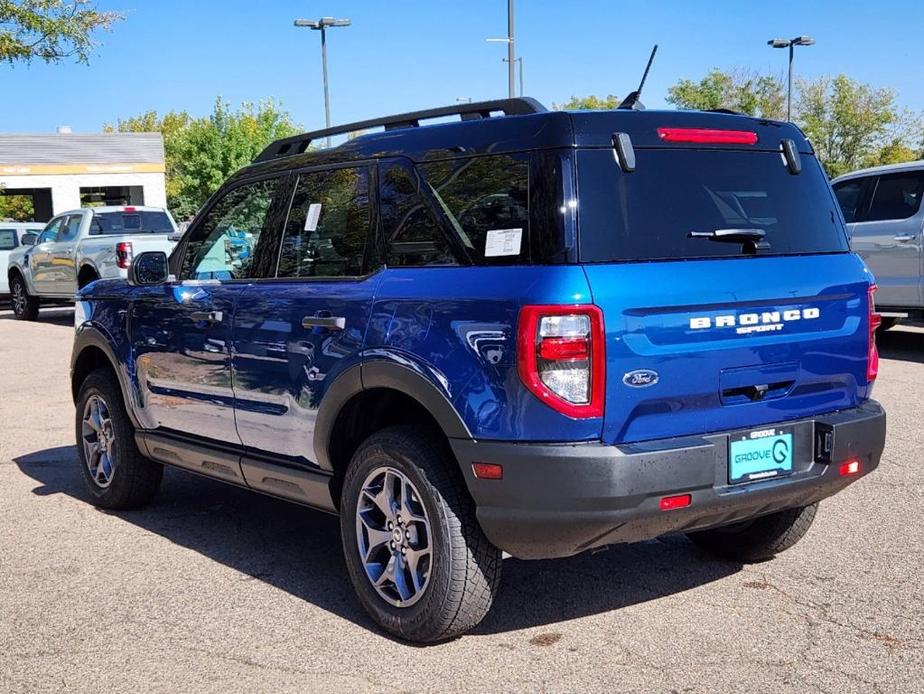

{"left": 77, "top": 261, "right": 101, "bottom": 287}
{"left": 312, "top": 359, "right": 472, "bottom": 472}
{"left": 71, "top": 324, "right": 142, "bottom": 428}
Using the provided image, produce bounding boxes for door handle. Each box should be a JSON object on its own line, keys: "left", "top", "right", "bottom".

{"left": 190, "top": 310, "right": 223, "bottom": 324}
{"left": 894, "top": 234, "right": 916, "bottom": 242}
{"left": 302, "top": 315, "right": 346, "bottom": 331}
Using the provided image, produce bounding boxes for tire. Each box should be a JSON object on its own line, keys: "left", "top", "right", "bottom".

{"left": 75, "top": 368, "right": 163, "bottom": 509}
{"left": 687, "top": 503, "right": 818, "bottom": 563}
{"left": 10, "top": 274, "right": 39, "bottom": 321}
{"left": 340, "top": 426, "right": 501, "bottom": 643}
{"left": 878, "top": 317, "right": 899, "bottom": 332}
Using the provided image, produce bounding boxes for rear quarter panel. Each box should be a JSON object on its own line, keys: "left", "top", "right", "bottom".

{"left": 364, "top": 266, "right": 601, "bottom": 442}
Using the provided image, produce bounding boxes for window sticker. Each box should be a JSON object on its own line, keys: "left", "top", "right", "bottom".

{"left": 304, "top": 203, "right": 322, "bottom": 232}
{"left": 484, "top": 228, "right": 522, "bottom": 257}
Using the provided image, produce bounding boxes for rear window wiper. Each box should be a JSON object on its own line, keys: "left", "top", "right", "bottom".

{"left": 688, "top": 228, "right": 770, "bottom": 251}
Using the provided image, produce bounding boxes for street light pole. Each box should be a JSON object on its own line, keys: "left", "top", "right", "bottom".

{"left": 507, "top": 0, "right": 515, "bottom": 99}
{"left": 486, "top": 0, "right": 517, "bottom": 98}
{"left": 294, "top": 16, "right": 352, "bottom": 147}
{"left": 768, "top": 35, "right": 815, "bottom": 121}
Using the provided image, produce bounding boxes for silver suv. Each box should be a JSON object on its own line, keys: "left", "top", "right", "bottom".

{"left": 833, "top": 161, "right": 924, "bottom": 328}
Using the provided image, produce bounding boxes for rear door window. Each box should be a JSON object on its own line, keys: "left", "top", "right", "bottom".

{"left": 277, "top": 167, "right": 373, "bottom": 278}
{"left": 379, "top": 162, "right": 458, "bottom": 267}
{"left": 833, "top": 177, "right": 872, "bottom": 223}
{"left": 864, "top": 171, "right": 924, "bottom": 222}
{"left": 419, "top": 154, "right": 530, "bottom": 265}
{"left": 577, "top": 149, "right": 849, "bottom": 262}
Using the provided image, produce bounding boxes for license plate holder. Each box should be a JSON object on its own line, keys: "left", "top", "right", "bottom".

{"left": 728, "top": 427, "right": 794, "bottom": 484}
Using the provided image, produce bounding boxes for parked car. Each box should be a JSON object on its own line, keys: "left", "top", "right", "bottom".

{"left": 1, "top": 222, "right": 44, "bottom": 300}
{"left": 7, "top": 206, "right": 179, "bottom": 320}
{"left": 832, "top": 160, "right": 924, "bottom": 329}
{"left": 70, "top": 98, "right": 886, "bottom": 643}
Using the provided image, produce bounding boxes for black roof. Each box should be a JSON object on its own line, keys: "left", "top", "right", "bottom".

{"left": 242, "top": 97, "right": 812, "bottom": 181}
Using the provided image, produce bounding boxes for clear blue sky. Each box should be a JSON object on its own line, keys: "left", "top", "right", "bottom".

{"left": 3, "top": 0, "right": 922, "bottom": 133}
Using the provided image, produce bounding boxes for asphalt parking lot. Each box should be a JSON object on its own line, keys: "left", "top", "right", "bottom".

{"left": 1, "top": 307, "right": 922, "bottom": 693}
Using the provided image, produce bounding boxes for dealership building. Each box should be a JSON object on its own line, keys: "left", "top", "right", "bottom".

{"left": 0, "top": 131, "right": 167, "bottom": 222}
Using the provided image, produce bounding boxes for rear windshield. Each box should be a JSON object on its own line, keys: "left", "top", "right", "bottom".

{"left": 91, "top": 211, "right": 173, "bottom": 235}
{"left": 577, "top": 149, "right": 849, "bottom": 262}
{"left": 0, "top": 229, "right": 17, "bottom": 250}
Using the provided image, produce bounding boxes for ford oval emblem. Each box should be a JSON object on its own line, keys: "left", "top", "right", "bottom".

{"left": 623, "top": 369, "right": 659, "bottom": 388}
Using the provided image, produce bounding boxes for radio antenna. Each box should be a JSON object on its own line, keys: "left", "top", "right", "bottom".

{"left": 618, "top": 44, "right": 658, "bottom": 110}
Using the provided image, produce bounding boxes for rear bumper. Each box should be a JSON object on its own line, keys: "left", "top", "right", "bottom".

{"left": 451, "top": 401, "right": 886, "bottom": 559}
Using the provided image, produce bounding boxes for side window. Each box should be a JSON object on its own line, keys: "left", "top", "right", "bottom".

{"left": 865, "top": 172, "right": 924, "bottom": 222}
{"left": 180, "top": 178, "right": 280, "bottom": 281}
{"left": 59, "top": 214, "right": 82, "bottom": 242}
{"left": 277, "top": 167, "right": 371, "bottom": 278}
{"left": 419, "top": 154, "right": 530, "bottom": 265}
{"left": 37, "top": 217, "right": 64, "bottom": 244}
{"left": 833, "top": 178, "right": 870, "bottom": 223}
{"left": 379, "top": 163, "right": 458, "bottom": 267}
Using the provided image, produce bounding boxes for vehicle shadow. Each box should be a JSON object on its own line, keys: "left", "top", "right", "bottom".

{"left": 878, "top": 325, "right": 924, "bottom": 365}
{"left": 13, "top": 445, "right": 741, "bottom": 641}
{"left": 0, "top": 308, "right": 74, "bottom": 327}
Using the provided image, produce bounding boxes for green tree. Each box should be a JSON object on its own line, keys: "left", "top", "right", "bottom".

{"left": 0, "top": 193, "right": 35, "bottom": 220}
{"left": 667, "top": 69, "right": 785, "bottom": 119}
{"left": 0, "top": 0, "right": 121, "bottom": 65}
{"left": 554, "top": 94, "right": 621, "bottom": 111}
{"left": 105, "top": 99, "right": 301, "bottom": 218}
{"left": 796, "top": 75, "right": 907, "bottom": 177}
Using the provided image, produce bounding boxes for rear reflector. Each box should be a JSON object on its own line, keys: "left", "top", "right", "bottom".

{"left": 657, "top": 127, "right": 759, "bottom": 145}
{"left": 839, "top": 459, "right": 861, "bottom": 477}
{"left": 472, "top": 462, "right": 503, "bottom": 480}
{"left": 868, "top": 284, "right": 881, "bottom": 382}
{"left": 659, "top": 494, "right": 692, "bottom": 511}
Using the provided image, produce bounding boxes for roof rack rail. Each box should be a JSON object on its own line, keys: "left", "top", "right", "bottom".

{"left": 253, "top": 97, "right": 547, "bottom": 163}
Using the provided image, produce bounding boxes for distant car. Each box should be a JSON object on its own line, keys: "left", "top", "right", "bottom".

{"left": 0, "top": 222, "right": 44, "bottom": 300}
{"left": 832, "top": 160, "right": 924, "bottom": 329}
{"left": 6, "top": 206, "right": 179, "bottom": 320}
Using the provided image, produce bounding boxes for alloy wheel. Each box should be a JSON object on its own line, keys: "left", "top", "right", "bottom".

{"left": 81, "top": 394, "right": 118, "bottom": 488}
{"left": 355, "top": 466, "right": 433, "bottom": 607}
{"left": 11, "top": 281, "right": 26, "bottom": 316}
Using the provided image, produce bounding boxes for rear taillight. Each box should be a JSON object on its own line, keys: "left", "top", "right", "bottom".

{"left": 657, "top": 127, "right": 759, "bottom": 145}
{"left": 867, "top": 284, "right": 881, "bottom": 382}
{"left": 517, "top": 305, "right": 605, "bottom": 418}
{"left": 116, "top": 241, "right": 133, "bottom": 269}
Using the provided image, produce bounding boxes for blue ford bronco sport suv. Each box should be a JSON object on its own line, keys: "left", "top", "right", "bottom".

{"left": 70, "top": 98, "right": 886, "bottom": 643}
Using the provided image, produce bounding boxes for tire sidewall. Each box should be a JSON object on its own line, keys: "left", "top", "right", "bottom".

{"left": 10, "top": 276, "right": 35, "bottom": 320}
{"left": 340, "top": 433, "right": 458, "bottom": 637}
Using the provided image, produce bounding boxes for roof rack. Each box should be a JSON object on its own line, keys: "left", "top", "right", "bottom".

{"left": 253, "top": 97, "right": 547, "bottom": 163}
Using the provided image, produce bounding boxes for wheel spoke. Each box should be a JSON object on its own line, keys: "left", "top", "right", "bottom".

{"left": 359, "top": 518, "right": 393, "bottom": 562}
{"left": 405, "top": 547, "right": 430, "bottom": 592}
{"left": 355, "top": 465, "right": 434, "bottom": 608}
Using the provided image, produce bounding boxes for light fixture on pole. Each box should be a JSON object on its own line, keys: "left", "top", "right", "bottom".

{"left": 768, "top": 35, "right": 815, "bottom": 122}
{"left": 294, "top": 16, "right": 352, "bottom": 147}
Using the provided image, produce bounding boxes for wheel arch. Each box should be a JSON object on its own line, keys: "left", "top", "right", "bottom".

{"left": 77, "top": 263, "right": 101, "bottom": 288}
{"left": 317, "top": 360, "right": 472, "bottom": 509}
{"left": 71, "top": 326, "right": 141, "bottom": 428}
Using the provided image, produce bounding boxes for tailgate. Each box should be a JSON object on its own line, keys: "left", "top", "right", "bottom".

{"left": 585, "top": 254, "right": 873, "bottom": 444}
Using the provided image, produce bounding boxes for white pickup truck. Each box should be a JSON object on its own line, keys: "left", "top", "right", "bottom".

{"left": 6, "top": 206, "right": 179, "bottom": 320}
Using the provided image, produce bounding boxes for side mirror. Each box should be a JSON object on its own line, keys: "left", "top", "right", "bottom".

{"left": 21, "top": 233, "right": 38, "bottom": 246}
{"left": 128, "top": 251, "right": 170, "bottom": 286}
